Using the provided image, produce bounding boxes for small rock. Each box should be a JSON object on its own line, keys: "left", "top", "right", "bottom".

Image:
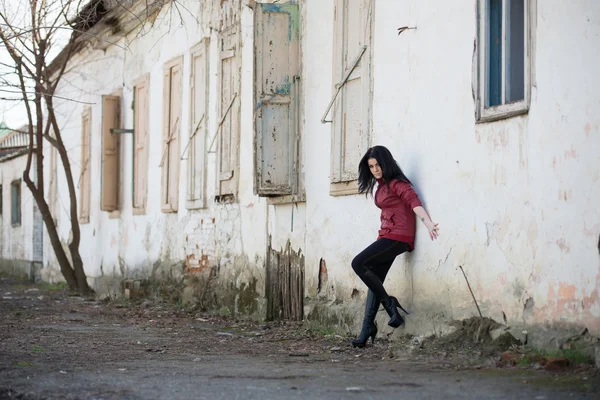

{"left": 490, "top": 327, "right": 507, "bottom": 341}
{"left": 346, "top": 387, "right": 365, "bottom": 392}
{"left": 196, "top": 318, "right": 209, "bottom": 322}
{"left": 543, "top": 357, "right": 570, "bottom": 371}
{"left": 118, "top": 368, "right": 127, "bottom": 372}
{"left": 193, "top": 358, "right": 202, "bottom": 362}
{"left": 329, "top": 347, "right": 342, "bottom": 352}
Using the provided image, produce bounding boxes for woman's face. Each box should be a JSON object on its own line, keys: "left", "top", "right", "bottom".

{"left": 368, "top": 158, "right": 382, "bottom": 179}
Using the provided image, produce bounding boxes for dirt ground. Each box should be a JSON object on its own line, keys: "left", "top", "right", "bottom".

{"left": 1, "top": 274, "right": 598, "bottom": 400}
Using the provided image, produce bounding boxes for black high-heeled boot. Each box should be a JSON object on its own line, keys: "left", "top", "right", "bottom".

{"left": 381, "top": 296, "right": 409, "bottom": 328}
{"left": 352, "top": 289, "right": 380, "bottom": 348}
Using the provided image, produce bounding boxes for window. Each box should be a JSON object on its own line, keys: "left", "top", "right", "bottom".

{"left": 187, "top": 40, "right": 210, "bottom": 209}
{"left": 79, "top": 107, "right": 92, "bottom": 224}
{"left": 215, "top": 25, "right": 240, "bottom": 199}
{"left": 101, "top": 94, "right": 120, "bottom": 212}
{"left": 328, "top": 0, "right": 373, "bottom": 195}
{"left": 253, "top": 3, "right": 301, "bottom": 198}
{"left": 161, "top": 56, "right": 183, "bottom": 212}
{"left": 11, "top": 180, "right": 20, "bottom": 226}
{"left": 477, "top": 0, "right": 531, "bottom": 121}
{"left": 133, "top": 74, "right": 150, "bottom": 214}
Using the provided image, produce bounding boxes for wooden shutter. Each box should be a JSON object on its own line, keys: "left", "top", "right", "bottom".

{"left": 188, "top": 40, "right": 209, "bottom": 209}
{"left": 101, "top": 95, "right": 120, "bottom": 211}
{"left": 133, "top": 75, "right": 149, "bottom": 212}
{"left": 331, "top": 0, "right": 372, "bottom": 183}
{"left": 80, "top": 108, "right": 91, "bottom": 223}
{"left": 161, "top": 56, "right": 182, "bottom": 212}
{"left": 168, "top": 61, "right": 182, "bottom": 210}
{"left": 254, "top": 3, "right": 300, "bottom": 196}
{"left": 218, "top": 26, "right": 240, "bottom": 197}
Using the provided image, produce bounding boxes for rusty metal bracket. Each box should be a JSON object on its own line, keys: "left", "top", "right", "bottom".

{"left": 207, "top": 92, "right": 238, "bottom": 154}
{"left": 159, "top": 117, "right": 180, "bottom": 167}
{"left": 180, "top": 114, "right": 205, "bottom": 160}
{"left": 321, "top": 45, "right": 367, "bottom": 124}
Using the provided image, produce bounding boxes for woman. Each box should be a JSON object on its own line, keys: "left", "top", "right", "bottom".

{"left": 351, "top": 146, "right": 439, "bottom": 348}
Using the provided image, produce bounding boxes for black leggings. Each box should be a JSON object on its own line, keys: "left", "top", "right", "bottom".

{"left": 351, "top": 239, "right": 409, "bottom": 301}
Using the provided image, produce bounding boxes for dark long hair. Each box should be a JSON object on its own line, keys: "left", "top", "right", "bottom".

{"left": 358, "top": 145, "right": 411, "bottom": 196}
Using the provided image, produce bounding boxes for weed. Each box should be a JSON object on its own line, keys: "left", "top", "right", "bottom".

{"left": 31, "top": 346, "right": 46, "bottom": 353}
{"left": 15, "top": 361, "right": 33, "bottom": 367}
{"left": 520, "top": 348, "right": 594, "bottom": 366}
{"left": 39, "top": 281, "right": 68, "bottom": 291}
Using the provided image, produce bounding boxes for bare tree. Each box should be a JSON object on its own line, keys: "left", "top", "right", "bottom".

{"left": 0, "top": 0, "right": 196, "bottom": 294}
{"left": 0, "top": 0, "right": 108, "bottom": 294}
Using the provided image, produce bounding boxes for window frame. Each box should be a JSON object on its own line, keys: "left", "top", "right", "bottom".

{"left": 215, "top": 25, "right": 241, "bottom": 201}
{"left": 161, "top": 55, "right": 183, "bottom": 213}
{"left": 330, "top": 0, "right": 373, "bottom": 196}
{"left": 476, "top": 0, "right": 533, "bottom": 122}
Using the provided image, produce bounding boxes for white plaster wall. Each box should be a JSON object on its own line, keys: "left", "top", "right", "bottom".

{"left": 45, "top": 1, "right": 268, "bottom": 296}
{"left": 0, "top": 155, "right": 35, "bottom": 261}
{"left": 44, "top": 0, "right": 600, "bottom": 334}
{"left": 368, "top": 0, "right": 598, "bottom": 332}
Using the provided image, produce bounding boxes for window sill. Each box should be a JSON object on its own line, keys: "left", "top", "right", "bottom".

{"left": 108, "top": 210, "right": 120, "bottom": 220}
{"left": 477, "top": 105, "right": 529, "bottom": 123}
{"left": 266, "top": 194, "right": 306, "bottom": 205}
{"left": 330, "top": 180, "right": 359, "bottom": 197}
{"left": 186, "top": 200, "right": 206, "bottom": 210}
{"left": 132, "top": 207, "right": 146, "bottom": 216}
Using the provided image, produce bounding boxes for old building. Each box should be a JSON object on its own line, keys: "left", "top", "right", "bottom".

{"left": 44, "top": 0, "right": 600, "bottom": 342}
{"left": 0, "top": 123, "right": 43, "bottom": 278}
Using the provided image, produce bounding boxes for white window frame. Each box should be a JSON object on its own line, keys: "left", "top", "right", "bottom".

{"left": 476, "top": 0, "right": 533, "bottom": 122}
{"left": 329, "top": 0, "right": 373, "bottom": 195}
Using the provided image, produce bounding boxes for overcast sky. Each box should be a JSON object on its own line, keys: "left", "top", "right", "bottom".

{"left": 0, "top": 0, "right": 74, "bottom": 130}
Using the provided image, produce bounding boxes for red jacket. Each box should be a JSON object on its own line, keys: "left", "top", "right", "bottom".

{"left": 374, "top": 179, "right": 423, "bottom": 250}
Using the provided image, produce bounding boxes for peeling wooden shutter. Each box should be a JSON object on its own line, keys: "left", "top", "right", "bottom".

{"left": 188, "top": 40, "right": 209, "bottom": 208}
{"left": 161, "top": 68, "right": 171, "bottom": 210}
{"left": 332, "top": 0, "right": 372, "bottom": 183}
{"left": 254, "top": 2, "right": 300, "bottom": 196}
{"left": 101, "top": 95, "right": 120, "bottom": 211}
{"left": 161, "top": 57, "right": 182, "bottom": 212}
{"left": 80, "top": 108, "right": 91, "bottom": 223}
{"left": 218, "top": 27, "right": 240, "bottom": 197}
{"left": 133, "top": 75, "right": 149, "bottom": 211}
{"left": 169, "top": 62, "right": 182, "bottom": 210}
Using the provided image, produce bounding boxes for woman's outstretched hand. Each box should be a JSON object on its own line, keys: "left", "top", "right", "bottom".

{"left": 413, "top": 206, "right": 439, "bottom": 240}
{"left": 424, "top": 220, "right": 439, "bottom": 240}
